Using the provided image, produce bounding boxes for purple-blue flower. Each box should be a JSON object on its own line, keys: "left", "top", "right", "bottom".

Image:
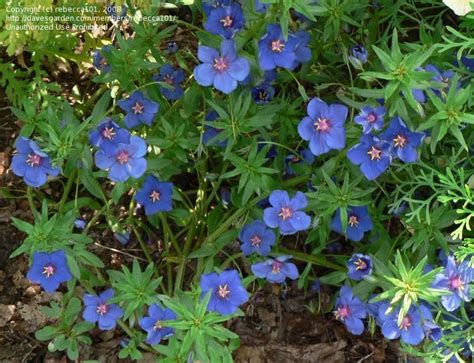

{"left": 202, "top": 111, "right": 227, "bottom": 147}
{"left": 204, "top": 3, "right": 245, "bottom": 39}
{"left": 331, "top": 206, "right": 373, "bottom": 242}
{"left": 11, "top": 137, "right": 60, "bottom": 188}
{"left": 347, "top": 134, "right": 391, "bottom": 180}
{"left": 379, "top": 305, "right": 425, "bottom": 345}
{"left": 419, "top": 304, "right": 442, "bottom": 342}
{"left": 348, "top": 45, "right": 368, "bottom": 69}
{"left": 93, "top": 45, "right": 112, "bottom": 72}
{"left": 200, "top": 269, "right": 249, "bottom": 315}
{"left": 354, "top": 106, "right": 385, "bottom": 134}
{"left": 432, "top": 256, "right": 472, "bottom": 312}
{"left": 290, "top": 30, "right": 312, "bottom": 69}
{"left": 153, "top": 64, "right": 185, "bottom": 101}
{"left": 251, "top": 255, "right": 299, "bottom": 283}
{"left": 74, "top": 218, "right": 86, "bottom": 230}
{"left": 26, "top": 250, "right": 72, "bottom": 293}
{"left": 139, "top": 304, "right": 176, "bottom": 345}
{"left": 334, "top": 286, "right": 367, "bottom": 335}
{"left": 425, "top": 64, "right": 460, "bottom": 97}
{"left": 258, "top": 24, "right": 299, "bottom": 71}
{"left": 380, "top": 117, "right": 425, "bottom": 163}
{"left": 94, "top": 135, "right": 147, "bottom": 182}
{"left": 255, "top": 0, "right": 269, "bottom": 13}
{"left": 347, "top": 253, "right": 373, "bottom": 281}
{"left": 251, "top": 83, "right": 275, "bottom": 104}
{"left": 117, "top": 91, "right": 160, "bottom": 128}
{"left": 263, "top": 190, "right": 311, "bottom": 235}
{"left": 135, "top": 175, "right": 173, "bottom": 215}
{"left": 239, "top": 220, "right": 276, "bottom": 256}
{"left": 89, "top": 118, "right": 130, "bottom": 148}
{"left": 284, "top": 149, "right": 314, "bottom": 176}
{"left": 82, "top": 289, "right": 124, "bottom": 331}
{"left": 298, "top": 98, "right": 348, "bottom": 156}
{"left": 202, "top": 0, "right": 232, "bottom": 16}
{"left": 194, "top": 40, "right": 250, "bottom": 94}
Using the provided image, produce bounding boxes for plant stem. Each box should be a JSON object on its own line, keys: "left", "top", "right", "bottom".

{"left": 279, "top": 247, "right": 345, "bottom": 271}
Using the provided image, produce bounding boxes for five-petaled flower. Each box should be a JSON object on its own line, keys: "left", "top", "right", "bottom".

{"left": 11, "top": 137, "right": 61, "bottom": 188}
{"left": 239, "top": 220, "right": 276, "bottom": 256}
{"left": 93, "top": 45, "right": 112, "bottom": 72}
{"left": 94, "top": 135, "right": 147, "bottom": 182}
{"left": 194, "top": 40, "right": 250, "bottom": 94}
{"left": 380, "top": 117, "right": 425, "bottom": 163}
{"left": 432, "top": 256, "right": 472, "bottom": 312}
{"left": 263, "top": 190, "right": 311, "bottom": 235}
{"left": 258, "top": 24, "right": 299, "bottom": 70}
{"left": 135, "top": 175, "right": 173, "bottom": 215}
{"left": 298, "top": 98, "right": 348, "bottom": 156}
{"left": 204, "top": 2, "right": 245, "bottom": 39}
{"left": 252, "top": 83, "right": 276, "bottom": 104}
{"left": 354, "top": 106, "right": 386, "bottom": 134}
{"left": 331, "top": 206, "right": 373, "bottom": 242}
{"left": 334, "top": 286, "right": 367, "bottom": 335}
{"left": 251, "top": 255, "right": 299, "bottom": 283}
{"left": 347, "top": 134, "right": 391, "bottom": 180}
{"left": 89, "top": 118, "right": 130, "bottom": 148}
{"left": 153, "top": 64, "right": 185, "bottom": 101}
{"left": 117, "top": 91, "right": 160, "bottom": 128}
{"left": 200, "top": 269, "right": 249, "bottom": 315}
{"left": 139, "top": 304, "right": 176, "bottom": 345}
{"left": 347, "top": 253, "right": 373, "bottom": 280}
{"left": 379, "top": 305, "right": 425, "bottom": 345}
{"left": 82, "top": 289, "right": 124, "bottom": 331}
{"left": 290, "top": 30, "right": 312, "bottom": 70}
{"left": 27, "top": 250, "right": 72, "bottom": 293}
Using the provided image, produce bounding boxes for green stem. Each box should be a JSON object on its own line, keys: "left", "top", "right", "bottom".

{"left": 57, "top": 169, "right": 78, "bottom": 211}
{"left": 131, "top": 225, "right": 154, "bottom": 264}
{"left": 159, "top": 214, "right": 182, "bottom": 256}
{"left": 26, "top": 187, "right": 38, "bottom": 216}
{"left": 279, "top": 247, "right": 345, "bottom": 272}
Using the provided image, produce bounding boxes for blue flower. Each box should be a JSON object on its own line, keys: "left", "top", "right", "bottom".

{"left": 239, "top": 220, "right": 276, "bottom": 256}
{"left": 255, "top": 0, "right": 269, "bottom": 13}
{"left": 194, "top": 40, "right": 250, "bottom": 94}
{"left": 26, "top": 250, "right": 72, "bottom": 293}
{"left": 251, "top": 83, "right": 275, "bottom": 104}
{"left": 166, "top": 41, "right": 178, "bottom": 54}
{"left": 263, "top": 190, "right": 311, "bottom": 235}
{"left": 298, "top": 98, "right": 348, "bottom": 156}
{"left": 367, "top": 294, "right": 385, "bottom": 327}
{"left": 348, "top": 45, "right": 368, "bottom": 69}
{"left": 11, "top": 137, "right": 60, "bottom": 188}
{"left": 89, "top": 118, "right": 130, "bottom": 148}
{"left": 419, "top": 304, "right": 442, "bottom": 342}
{"left": 202, "top": 0, "right": 232, "bottom": 16}
{"left": 334, "top": 286, "right": 367, "bottom": 335}
{"left": 425, "top": 64, "right": 460, "bottom": 97}
{"left": 135, "top": 176, "right": 173, "bottom": 215}
{"left": 153, "top": 64, "right": 185, "bottom": 101}
{"left": 82, "top": 289, "right": 124, "bottom": 331}
{"left": 258, "top": 24, "right": 299, "bottom": 71}
{"left": 347, "top": 134, "right": 391, "bottom": 180}
{"left": 379, "top": 305, "right": 425, "bottom": 345}
{"left": 204, "top": 3, "right": 245, "bottom": 39}
{"left": 290, "top": 30, "right": 312, "bottom": 70}
{"left": 347, "top": 253, "right": 373, "bottom": 281}
{"left": 251, "top": 255, "right": 299, "bottom": 283}
{"left": 117, "top": 91, "right": 160, "bottom": 128}
{"left": 114, "top": 231, "right": 130, "bottom": 245}
{"left": 200, "top": 269, "right": 249, "bottom": 315}
{"left": 432, "top": 256, "right": 472, "bottom": 312}
{"left": 284, "top": 149, "right": 314, "bottom": 175}
{"left": 93, "top": 45, "right": 112, "bottom": 72}
{"left": 94, "top": 135, "right": 147, "bottom": 182}
{"left": 139, "top": 304, "right": 176, "bottom": 345}
{"left": 202, "top": 111, "right": 227, "bottom": 147}
{"left": 354, "top": 106, "right": 385, "bottom": 134}
{"left": 74, "top": 219, "right": 86, "bottom": 230}
{"left": 380, "top": 117, "right": 425, "bottom": 163}
{"left": 331, "top": 206, "right": 373, "bottom": 242}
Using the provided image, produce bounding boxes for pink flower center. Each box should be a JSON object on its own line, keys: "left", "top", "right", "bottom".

{"left": 26, "top": 153, "right": 42, "bottom": 167}
{"left": 315, "top": 117, "right": 331, "bottom": 132}
{"left": 271, "top": 39, "right": 285, "bottom": 52}
{"left": 102, "top": 126, "right": 116, "bottom": 140}
{"left": 449, "top": 275, "right": 464, "bottom": 290}
{"left": 271, "top": 260, "right": 283, "bottom": 274}
{"left": 348, "top": 215, "right": 359, "bottom": 227}
{"left": 366, "top": 113, "right": 377, "bottom": 123}
{"left": 393, "top": 134, "right": 407, "bottom": 148}
{"left": 250, "top": 235, "right": 262, "bottom": 247}
{"left": 218, "top": 284, "right": 230, "bottom": 299}
{"left": 220, "top": 15, "right": 233, "bottom": 28}
{"left": 96, "top": 303, "right": 109, "bottom": 316}
{"left": 163, "top": 74, "right": 174, "bottom": 85}
{"left": 153, "top": 320, "right": 163, "bottom": 331}
{"left": 42, "top": 264, "right": 55, "bottom": 278}
{"left": 334, "top": 305, "right": 350, "bottom": 321}
{"left": 116, "top": 151, "right": 130, "bottom": 164}
{"left": 367, "top": 146, "right": 382, "bottom": 161}
{"left": 399, "top": 316, "right": 411, "bottom": 330}
{"left": 354, "top": 258, "right": 367, "bottom": 270}
{"left": 149, "top": 190, "right": 161, "bottom": 202}
{"left": 278, "top": 206, "right": 293, "bottom": 220}
{"left": 132, "top": 102, "right": 144, "bottom": 114}
{"left": 213, "top": 57, "right": 228, "bottom": 72}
